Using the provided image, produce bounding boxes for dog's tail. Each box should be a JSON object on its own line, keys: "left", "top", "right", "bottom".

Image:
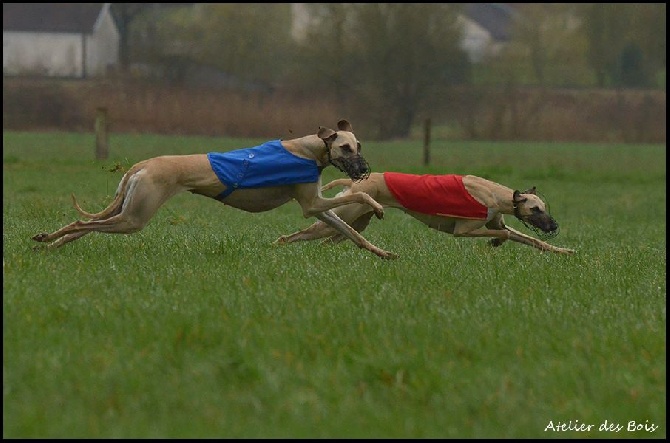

{"left": 321, "top": 178, "right": 354, "bottom": 192}
{"left": 71, "top": 167, "right": 139, "bottom": 220}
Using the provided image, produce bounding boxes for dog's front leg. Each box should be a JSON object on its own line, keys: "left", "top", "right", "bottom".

{"left": 453, "top": 223, "right": 511, "bottom": 243}
{"left": 454, "top": 222, "right": 575, "bottom": 254}
{"left": 320, "top": 178, "right": 354, "bottom": 193}
{"left": 315, "top": 210, "right": 398, "bottom": 259}
{"left": 504, "top": 226, "right": 576, "bottom": 254}
{"left": 485, "top": 214, "right": 508, "bottom": 248}
{"left": 294, "top": 185, "right": 384, "bottom": 220}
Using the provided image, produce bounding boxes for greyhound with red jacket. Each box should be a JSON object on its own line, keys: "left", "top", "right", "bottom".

{"left": 274, "top": 172, "right": 575, "bottom": 255}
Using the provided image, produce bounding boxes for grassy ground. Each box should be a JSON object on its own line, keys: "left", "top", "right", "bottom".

{"left": 3, "top": 130, "right": 666, "bottom": 438}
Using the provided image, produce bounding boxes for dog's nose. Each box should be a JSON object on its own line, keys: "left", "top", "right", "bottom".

{"left": 547, "top": 220, "right": 558, "bottom": 232}
{"left": 350, "top": 156, "right": 370, "bottom": 180}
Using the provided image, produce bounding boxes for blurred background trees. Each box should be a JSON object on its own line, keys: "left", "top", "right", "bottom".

{"left": 5, "top": 3, "right": 666, "bottom": 142}
{"left": 108, "top": 3, "right": 667, "bottom": 90}
{"left": 129, "top": 3, "right": 665, "bottom": 138}
{"left": 118, "top": 3, "right": 293, "bottom": 89}
{"left": 580, "top": 3, "right": 666, "bottom": 88}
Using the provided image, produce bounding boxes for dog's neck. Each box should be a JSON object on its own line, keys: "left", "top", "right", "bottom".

{"left": 483, "top": 180, "right": 517, "bottom": 215}
{"left": 281, "top": 134, "right": 329, "bottom": 167}
{"left": 499, "top": 192, "right": 518, "bottom": 215}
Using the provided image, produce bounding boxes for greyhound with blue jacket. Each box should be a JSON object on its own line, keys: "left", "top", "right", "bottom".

{"left": 32, "top": 120, "right": 399, "bottom": 259}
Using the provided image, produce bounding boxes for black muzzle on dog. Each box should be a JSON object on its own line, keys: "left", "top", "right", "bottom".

{"left": 511, "top": 207, "right": 558, "bottom": 240}
{"left": 522, "top": 212, "right": 559, "bottom": 240}
{"left": 512, "top": 194, "right": 559, "bottom": 240}
{"left": 330, "top": 155, "right": 371, "bottom": 182}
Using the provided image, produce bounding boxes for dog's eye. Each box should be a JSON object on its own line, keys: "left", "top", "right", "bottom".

{"left": 357, "top": 142, "right": 362, "bottom": 152}
{"left": 340, "top": 144, "right": 353, "bottom": 153}
{"left": 531, "top": 207, "right": 542, "bottom": 213}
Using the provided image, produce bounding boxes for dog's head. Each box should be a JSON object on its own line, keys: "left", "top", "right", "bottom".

{"left": 513, "top": 186, "right": 559, "bottom": 238}
{"left": 318, "top": 120, "right": 370, "bottom": 181}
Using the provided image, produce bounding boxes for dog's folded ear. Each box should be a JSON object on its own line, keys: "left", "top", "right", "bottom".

{"left": 337, "top": 120, "right": 353, "bottom": 132}
{"left": 523, "top": 186, "right": 537, "bottom": 195}
{"left": 318, "top": 126, "right": 337, "bottom": 142}
{"left": 513, "top": 190, "right": 527, "bottom": 203}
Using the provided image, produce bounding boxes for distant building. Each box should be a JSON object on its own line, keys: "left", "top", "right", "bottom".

{"left": 458, "top": 3, "right": 519, "bottom": 63}
{"left": 3, "top": 3, "right": 119, "bottom": 78}
{"left": 291, "top": 3, "right": 519, "bottom": 64}
{"left": 2, "top": 3, "right": 517, "bottom": 79}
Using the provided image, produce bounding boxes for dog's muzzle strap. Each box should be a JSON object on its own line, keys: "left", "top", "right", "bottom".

{"left": 325, "top": 140, "right": 370, "bottom": 182}
{"left": 513, "top": 203, "right": 559, "bottom": 240}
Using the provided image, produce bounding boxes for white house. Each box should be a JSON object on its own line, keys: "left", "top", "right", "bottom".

{"left": 458, "top": 3, "right": 519, "bottom": 63}
{"left": 3, "top": 3, "right": 119, "bottom": 78}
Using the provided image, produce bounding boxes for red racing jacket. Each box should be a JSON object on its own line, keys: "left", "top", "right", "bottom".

{"left": 383, "top": 172, "right": 489, "bottom": 220}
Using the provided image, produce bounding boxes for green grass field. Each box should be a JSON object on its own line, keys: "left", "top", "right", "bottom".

{"left": 3, "top": 130, "right": 666, "bottom": 438}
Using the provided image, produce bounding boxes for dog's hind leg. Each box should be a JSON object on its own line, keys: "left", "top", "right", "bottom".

{"left": 32, "top": 211, "right": 145, "bottom": 244}
{"left": 314, "top": 210, "right": 397, "bottom": 259}
{"left": 70, "top": 163, "right": 147, "bottom": 220}
{"left": 277, "top": 210, "right": 375, "bottom": 245}
{"left": 273, "top": 220, "right": 337, "bottom": 244}
{"left": 321, "top": 211, "right": 375, "bottom": 244}
{"left": 486, "top": 214, "right": 509, "bottom": 248}
{"left": 274, "top": 201, "right": 375, "bottom": 245}
{"left": 32, "top": 168, "right": 181, "bottom": 246}
{"left": 33, "top": 231, "right": 90, "bottom": 250}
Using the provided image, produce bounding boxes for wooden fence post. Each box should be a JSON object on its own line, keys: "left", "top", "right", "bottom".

{"left": 95, "top": 107, "right": 109, "bottom": 160}
{"left": 423, "top": 117, "right": 432, "bottom": 166}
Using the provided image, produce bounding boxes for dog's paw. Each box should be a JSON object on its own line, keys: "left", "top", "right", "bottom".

{"left": 489, "top": 238, "right": 505, "bottom": 247}
{"left": 374, "top": 207, "right": 384, "bottom": 219}
{"left": 272, "top": 236, "right": 287, "bottom": 245}
{"left": 380, "top": 250, "right": 399, "bottom": 260}
{"left": 32, "top": 233, "right": 49, "bottom": 242}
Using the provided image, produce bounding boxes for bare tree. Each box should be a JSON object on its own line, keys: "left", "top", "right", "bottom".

{"left": 150, "top": 4, "right": 294, "bottom": 87}
{"left": 293, "top": 3, "right": 468, "bottom": 139}
{"left": 636, "top": 3, "right": 666, "bottom": 72}
{"left": 487, "top": 3, "right": 665, "bottom": 88}
{"left": 505, "top": 4, "right": 587, "bottom": 86}
{"left": 110, "top": 3, "right": 152, "bottom": 73}
{"left": 291, "top": 4, "right": 354, "bottom": 104}
{"left": 581, "top": 4, "right": 633, "bottom": 87}
{"left": 577, "top": 3, "right": 665, "bottom": 88}
{"left": 352, "top": 4, "right": 468, "bottom": 139}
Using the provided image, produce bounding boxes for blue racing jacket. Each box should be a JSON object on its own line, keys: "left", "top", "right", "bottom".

{"left": 207, "top": 140, "right": 320, "bottom": 200}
